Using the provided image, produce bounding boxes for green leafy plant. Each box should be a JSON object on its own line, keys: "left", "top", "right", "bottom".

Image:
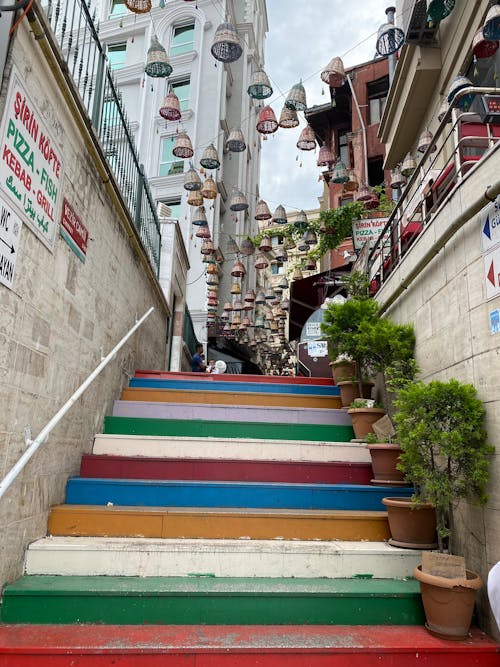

{"left": 394, "top": 379, "right": 494, "bottom": 553}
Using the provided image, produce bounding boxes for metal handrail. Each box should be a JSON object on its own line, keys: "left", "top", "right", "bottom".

{"left": 0, "top": 308, "right": 155, "bottom": 500}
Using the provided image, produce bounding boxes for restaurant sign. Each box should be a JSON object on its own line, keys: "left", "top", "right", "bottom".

{"left": 60, "top": 198, "right": 88, "bottom": 262}
{"left": 352, "top": 216, "right": 388, "bottom": 249}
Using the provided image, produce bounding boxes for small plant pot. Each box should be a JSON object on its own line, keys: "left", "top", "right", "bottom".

{"left": 347, "top": 407, "right": 385, "bottom": 439}
{"left": 331, "top": 361, "right": 356, "bottom": 384}
{"left": 338, "top": 381, "right": 373, "bottom": 408}
{"left": 367, "top": 443, "right": 409, "bottom": 486}
{"left": 382, "top": 497, "right": 437, "bottom": 549}
{"left": 414, "top": 565, "right": 482, "bottom": 640}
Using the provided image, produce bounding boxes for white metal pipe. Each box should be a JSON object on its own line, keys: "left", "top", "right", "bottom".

{"left": 0, "top": 307, "right": 155, "bottom": 501}
{"left": 347, "top": 74, "right": 369, "bottom": 187}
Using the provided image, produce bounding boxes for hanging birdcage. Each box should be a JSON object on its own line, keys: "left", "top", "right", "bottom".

{"left": 125, "top": 0, "right": 151, "bottom": 13}
{"left": 296, "top": 125, "right": 316, "bottom": 151}
{"left": 244, "top": 289, "right": 256, "bottom": 303}
{"left": 223, "top": 301, "right": 233, "bottom": 312}
{"left": 255, "top": 199, "right": 272, "bottom": 221}
{"left": 447, "top": 75, "right": 475, "bottom": 110}
{"left": 145, "top": 35, "right": 172, "bottom": 78}
{"left": 229, "top": 189, "right": 248, "bottom": 211}
{"left": 196, "top": 226, "right": 211, "bottom": 239}
{"left": 258, "top": 235, "right": 272, "bottom": 252}
{"left": 304, "top": 258, "right": 317, "bottom": 271}
{"left": 390, "top": 166, "right": 406, "bottom": 189}
{"left": 240, "top": 238, "right": 256, "bottom": 256}
{"left": 211, "top": 22, "right": 243, "bottom": 63}
{"left": 247, "top": 69, "right": 273, "bottom": 99}
{"left": 375, "top": 22, "right": 404, "bottom": 57}
{"left": 232, "top": 298, "right": 244, "bottom": 311}
{"left": 242, "top": 316, "right": 252, "bottom": 327}
{"left": 356, "top": 183, "right": 374, "bottom": 202}
{"left": 187, "top": 190, "right": 204, "bottom": 206}
{"left": 206, "top": 261, "right": 218, "bottom": 273}
{"left": 173, "top": 132, "right": 194, "bottom": 158}
{"left": 472, "top": 27, "right": 499, "bottom": 59}
{"left": 317, "top": 144, "right": 335, "bottom": 167}
{"left": 303, "top": 229, "right": 317, "bottom": 246}
{"left": 281, "top": 298, "right": 290, "bottom": 311}
{"left": 483, "top": 4, "right": 500, "bottom": 41}
{"left": 417, "top": 129, "right": 435, "bottom": 154}
{"left": 255, "top": 315, "right": 265, "bottom": 328}
{"left": 183, "top": 168, "right": 202, "bottom": 191}
{"left": 291, "top": 268, "right": 302, "bottom": 283}
{"left": 273, "top": 247, "right": 287, "bottom": 263}
{"left": 254, "top": 253, "right": 269, "bottom": 270}
{"left": 200, "top": 144, "right": 220, "bottom": 170}
{"left": 201, "top": 239, "right": 215, "bottom": 255}
{"left": 264, "top": 287, "right": 275, "bottom": 301}
{"left": 278, "top": 106, "right": 299, "bottom": 129}
{"left": 401, "top": 153, "right": 417, "bottom": 177}
{"left": 297, "top": 236, "right": 309, "bottom": 252}
{"left": 255, "top": 290, "right": 266, "bottom": 304}
{"left": 437, "top": 99, "right": 449, "bottom": 123}
{"left": 427, "top": 0, "right": 456, "bottom": 24}
{"left": 207, "top": 295, "right": 218, "bottom": 307}
{"left": 201, "top": 177, "right": 218, "bottom": 199}
{"left": 206, "top": 273, "right": 219, "bottom": 286}
{"left": 256, "top": 106, "right": 278, "bottom": 134}
{"left": 320, "top": 56, "right": 346, "bottom": 88}
{"left": 273, "top": 205, "right": 287, "bottom": 225}
{"left": 285, "top": 81, "right": 307, "bottom": 111}
{"left": 278, "top": 276, "right": 289, "bottom": 291}
{"left": 226, "top": 237, "right": 240, "bottom": 254}
{"left": 159, "top": 92, "right": 181, "bottom": 121}
{"left": 331, "top": 160, "right": 349, "bottom": 184}
{"left": 292, "top": 210, "right": 308, "bottom": 234}
{"left": 192, "top": 206, "right": 208, "bottom": 226}
{"left": 231, "top": 260, "right": 246, "bottom": 278}
{"left": 226, "top": 128, "right": 246, "bottom": 152}
{"left": 344, "top": 170, "right": 359, "bottom": 192}
{"left": 230, "top": 281, "right": 242, "bottom": 295}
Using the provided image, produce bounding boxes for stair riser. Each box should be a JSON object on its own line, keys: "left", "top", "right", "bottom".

{"left": 80, "top": 456, "right": 373, "bottom": 484}
{"left": 103, "top": 416, "right": 354, "bottom": 442}
{"left": 48, "top": 507, "right": 390, "bottom": 541}
{"left": 92, "top": 435, "right": 372, "bottom": 463}
{"left": 129, "top": 378, "right": 340, "bottom": 396}
{"left": 135, "top": 370, "right": 334, "bottom": 384}
{"left": 65, "top": 479, "right": 411, "bottom": 511}
{"left": 112, "top": 401, "right": 352, "bottom": 425}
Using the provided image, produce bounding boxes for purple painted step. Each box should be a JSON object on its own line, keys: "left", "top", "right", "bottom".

{"left": 112, "top": 401, "right": 352, "bottom": 426}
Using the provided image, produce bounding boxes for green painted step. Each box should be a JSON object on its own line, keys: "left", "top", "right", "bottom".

{"left": 103, "top": 416, "right": 354, "bottom": 442}
{"left": 1, "top": 576, "right": 424, "bottom": 626}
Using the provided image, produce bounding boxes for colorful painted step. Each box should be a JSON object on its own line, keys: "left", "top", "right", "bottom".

{"left": 25, "top": 536, "right": 423, "bottom": 579}
{"left": 0, "top": 625, "right": 497, "bottom": 667}
{"left": 65, "top": 478, "right": 412, "bottom": 510}
{"left": 112, "top": 400, "right": 352, "bottom": 425}
{"left": 80, "top": 455, "right": 373, "bottom": 484}
{"left": 129, "top": 377, "right": 340, "bottom": 396}
{"left": 135, "top": 369, "right": 335, "bottom": 384}
{"left": 92, "top": 434, "right": 372, "bottom": 463}
{"left": 48, "top": 505, "right": 392, "bottom": 540}
{"left": 103, "top": 416, "right": 354, "bottom": 442}
{"left": 121, "top": 386, "right": 342, "bottom": 409}
{"left": 0, "top": 576, "right": 425, "bottom": 625}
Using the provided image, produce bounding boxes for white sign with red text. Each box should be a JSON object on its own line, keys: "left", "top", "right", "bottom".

{"left": 0, "top": 68, "right": 63, "bottom": 250}
{"left": 352, "top": 216, "right": 389, "bottom": 250}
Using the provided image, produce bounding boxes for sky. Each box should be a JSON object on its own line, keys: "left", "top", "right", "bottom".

{"left": 259, "top": 0, "right": 393, "bottom": 214}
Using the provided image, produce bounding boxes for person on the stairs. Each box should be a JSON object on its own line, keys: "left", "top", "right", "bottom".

{"left": 192, "top": 344, "right": 206, "bottom": 373}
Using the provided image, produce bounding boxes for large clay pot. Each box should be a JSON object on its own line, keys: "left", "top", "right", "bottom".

{"left": 367, "top": 443, "right": 409, "bottom": 485}
{"left": 382, "top": 497, "right": 437, "bottom": 549}
{"left": 337, "top": 381, "right": 373, "bottom": 408}
{"left": 331, "top": 361, "right": 356, "bottom": 384}
{"left": 347, "top": 407, "right": 385, "bottom": 439}
{"left": 414, "top": 565, "right": 482, "bottom": 640}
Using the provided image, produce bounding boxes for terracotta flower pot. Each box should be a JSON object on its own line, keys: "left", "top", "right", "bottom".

{"left": 337, "top": 381, "right": 373, "bottom": 408}
{"left": 347, "top": 407, "right": 385, "bottom": 439}
{"left": 331, "top": 361, "right": 356, "bottom": 384}
{"left": 414, "top": 565, "right": 482, "bottom": 640}
{"left": 382, "top": 497, "right": 437, "bottom": 549}
{"left": 367, "top": 443, "right": 409, "bottom": 485}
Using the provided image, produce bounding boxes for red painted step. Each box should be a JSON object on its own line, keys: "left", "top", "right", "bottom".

{"left": 80, "top": 454, "right": 373, "bottom": 484}
{"left": 0, "top": 625, "right": 497, "bottom": 666}
{"left": 135, "top": 370, "right": 334, "bottom": 385}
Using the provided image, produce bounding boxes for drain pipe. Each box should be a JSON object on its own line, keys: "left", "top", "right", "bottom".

{"left": 385, "top": 6, "right": 397, "bottom": 85}
{"left": 347, "top": 75, "right": 369, "bottom": 187}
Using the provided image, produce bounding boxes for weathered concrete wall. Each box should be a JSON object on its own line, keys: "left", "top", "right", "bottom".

{"left": 0, "top": 22, "right": 169, "bottom": 587}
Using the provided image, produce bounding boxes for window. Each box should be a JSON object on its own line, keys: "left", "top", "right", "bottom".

{"left": 338, "top": 130, "right": 349, "bottom": 166}
{"left": 102, "top": 98, "right": 120, "bottom": 126}
{"left": 368, "top": 156, "right": 384, "bottom": 188}
{"left": 168, "top": 78, "right": 190, "bottom": 112}
{"left": 109, "top": 0, "right": 126, "bottom": 17}
{"left": 107, "top": 43, "right": 126, "bottom": 69}
{"left": 271, "top": 235, "right": 283, "bottom": 247}
{"left": 159, "top": 137, "right": 184, "bottom": 176}
{"left": 271, "top": 263, "right": 284, "bottom": 275}
{"left": 367, "top": 75, "right": 389, "bottom": 125}
{"left": 170, "top": 23, "right": 195, "bottom": 56}
{"left": 159, "top": 198, "right": 182, "bottom": 219}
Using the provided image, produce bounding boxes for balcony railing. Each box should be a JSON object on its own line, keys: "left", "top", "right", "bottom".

{"left": 42, "top": 0, "right": 161, "bottom": 274}
{"left": 368, "top": 87, "right": 500, "bottom": 293}
{"left": 183, "top": 307, "right": 198, "bottom": 355}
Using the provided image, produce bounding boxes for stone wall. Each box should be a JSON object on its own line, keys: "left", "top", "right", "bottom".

{"left": 0, "top": 20, "right": 169, "bottom": 587}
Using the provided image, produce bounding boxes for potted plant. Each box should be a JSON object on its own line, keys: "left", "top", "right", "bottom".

{"left": 364, "top": 432, "right": 409, "bottom": 486}
{"left": 389, "top": 379, "right": 494, "bottom": 639}
{"left": 347, "top": 398, "right": 386, "bottom": 439}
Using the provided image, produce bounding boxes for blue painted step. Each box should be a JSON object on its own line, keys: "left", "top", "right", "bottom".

{"left": 65, "top": 478, "right": 412, "bottom": 511}
{"left": 128, "top": 378, "right": 340, "bottom": 396}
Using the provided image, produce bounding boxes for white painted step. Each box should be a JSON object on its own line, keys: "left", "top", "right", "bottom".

{"left": 25, "top": 536, "right": 420, "bottom": 579}
{"left": 92, "top": 434, "right": 371, "bottom": 463}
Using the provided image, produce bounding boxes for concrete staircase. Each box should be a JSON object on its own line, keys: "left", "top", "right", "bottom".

{"left": 0, "top": 371, "right": 497, "bottom": 665}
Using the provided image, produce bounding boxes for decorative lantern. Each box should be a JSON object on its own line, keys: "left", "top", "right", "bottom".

{"left": 437, "top": 99, "right": 449, "bottom": 123}
{"left": 242, "top": 316, "right": 252, "bottom": 327}
{"left": 254, "top": 253, "right": 269, "bottom": 270}
{"left": 255, "top": 290, "right": 266, "bottom": 304}
{"left": 159, "top": 92, "right": 181, "bottom": 121}
{"left": 226, "top": 128, "right": 246, "bottom": 152}
{"left": 294, "top": 210, "right": 308, "bottom": 232}
{"left": 375, "top": 22, "right": 404, "bottom": 57}
{"left": 427, "top": 0, "right": 456, "bottom": 24}
{"left": 240, "top": 238, "right": 255, "bottom": 256}
{"left": 272, "top": 205, "right": 287, "bottom": 225}
{"left": 196, "top": 226, "right": 211, "bottom": 239}
{"left": 226, "top": 236, "right": 240, "bottom": 254}
{"left": 200, "top": 144, "right": 220, "bottom": 170}
{"left": 390, "top": 166, "right": 406, "bottom": 189}
{"left": 317, "top": 144, "right": 334, "bottom": 167}
{"left": 145, "top": 35, "right": 172, "bottom": 78}
{"left": 187, "top": 190, "right": 204, "bottom": 206}
{"left": 344, "top": 170, "right": 359, "bottom": 192}
{"left": 232, "top": 313, "right": 242, "bottom": 326}
{"left": 304, "top": 258, "right": 317, "bottom": 271}
{"left": 264, "top": 287, "right": 275, "bottom": 301}
{"left": 244, "top": 289, "right": 256, "bottom": 303}
{"left": 292, "top": 266, "right": 303, "bottom": 281}
{"left": 285, "top": 81, "right": 307, "bottom": 111}
{"left": 206, "top": 261, "right": 218, "bottom": 274}
{"left": 125, "top": 0, "right": 151, "bottom": 13}
{"left": 201, "top": 177, "right": 218, "bottom": 199}
{"left": 223, "top": 301, "right": 233, "bottom": 312}
{"left": 296, "top": 125, "right": 316, "bottom": 151}
{"left": 211, "top": 22, "right": 243, "bottom": 63}
{"left": 247, "top": 69, "right": 273, "bottom": 99}
{"left": 229, "top": 189, "right": 248, "bottom": 211}
{"left": 273, "top": 247, "right": 287, "bottom": 263}
{"left": 278, "top": 106, "right": 299, "bottom": 129}
{"left": 284, "top": 237, "right": 296, "bottom": 250}
{"left": 173, "top": 132, "right": 194, "bottom": 158}
{"left": 233, "top": 299, "right": 244, "bottom": 311}
{"left": 278, "top": 276, "right": 289, "bottom": 291}
{"left": 320, "top": 56, "right": 346, "bottom": 88}
{"left": 192, "top": 206, "right": 208, "bottom": 226}
{"left": 356, "top": 183, "right": 374, "bottom": 202}
{"left": 483, "top": 4, "right": 500, "bottom": 41}
{"left": 303, "top": 229, "right": 317, "bottom": 246}
{"left": 201, "top": 239, "right": 215, "bottom": 255}
{"left": 256, "top": 106, "right": 278, "bottom": 134}
{"left": 255, "top": 199, "right": 272, "bottom": 221}
{"left": 255, "top": 315, "right": 265, "bottom": 328}
{"left": 417, "top": 129, "right": 435, "bottom": 154}
{"left": 297, "top": 237, "right": 309, "bottom": 252}
{"left": 183, "top": 168, "right": 202, "bottom": 191}
{"left": 230, "top": 281, "right": 242, "bottom": 295}
{"left": 231, "top": 260, "right": 246, "bottom": 278}
{"left": 331, "top": 160, "right": 349, "bottom": 184}
{"left": 472, "top": 27, "right": 499, "bottom": 59}
{"left": 281, "top": 298, "right": 290, "bottom": 311}
{"left": 206, "top": 273, "right": 219, "bottom": 286}
{"left": 447, "top": 75, "right": 475, "bottom": 110}
{"left": 401, "top": 153, "right": 417, "bottom": 177}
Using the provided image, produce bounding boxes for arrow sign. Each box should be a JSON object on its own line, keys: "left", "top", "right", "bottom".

{"left": 0, "top": 236, "right": 15, "bottom": 254}
{"left": 487, "top": 260, "right": 495, "bottom": 287}
{"left": 481, "top": 197, "right": 500, "bottom": 252}
{"left": 483, "top": 215, "right": 491, "bottom": 241}
{"left": 484, "top": 246, "right": 500, "bottom": 300}
{"left": 0, "top": 192, "right": 22, "bottom": 290}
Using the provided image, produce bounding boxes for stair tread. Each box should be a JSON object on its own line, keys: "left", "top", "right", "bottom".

{"left": 128, "top": 378, "right": 340, "bottom": 395}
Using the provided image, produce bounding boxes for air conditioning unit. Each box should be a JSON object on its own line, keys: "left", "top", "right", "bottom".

{"left": 402, "top": 0, "right": 439, "bottom": 45}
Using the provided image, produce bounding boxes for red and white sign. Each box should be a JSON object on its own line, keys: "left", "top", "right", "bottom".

{"left": 483, "top": 245, "right": 500, "bottom": 300}
{"left": 60, "top": 198, "right": 88, "bottom": 262}
{"left": 352, "top": 216, "right": 389, "bottom": 250}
